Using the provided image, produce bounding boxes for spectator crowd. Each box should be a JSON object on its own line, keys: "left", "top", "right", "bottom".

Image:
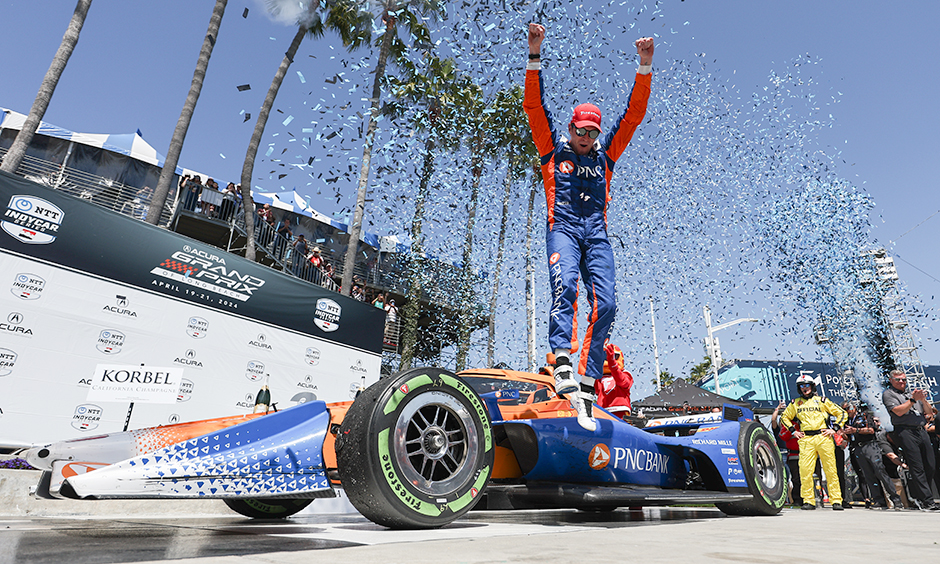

{"left": 770, "top": 368, "right": 940, "bottom": 511}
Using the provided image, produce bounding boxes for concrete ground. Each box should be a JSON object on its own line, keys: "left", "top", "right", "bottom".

{"left": 3, "top": 469, "right": 939, "bottom": 564}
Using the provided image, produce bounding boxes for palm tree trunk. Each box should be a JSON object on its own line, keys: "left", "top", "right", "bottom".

{"left": 455, "top": 150, "right": 484, "bottom": 371}
{"left": 524, "top": 158, "right": 541, "bottom": 372}
{"left": 1, "top": 0, "right": 92, "bottom": 174}
{"left": 239, "top": 25, "right": 306, "bottom": 261}
{"left": 341, "top": 9, "right": 396, "bottom": 295}
{"left": 487, "top": 150, "right": 520, "bottom": 367}
{"left": 147, "top": 0, "right": 227, "bottom": 225}
{"left": 399, "top": 138, "right": 436, "bottom": 371}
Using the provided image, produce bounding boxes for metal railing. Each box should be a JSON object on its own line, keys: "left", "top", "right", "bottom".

{"left": 0, "top": 146, "right": 176, "bottom": 226}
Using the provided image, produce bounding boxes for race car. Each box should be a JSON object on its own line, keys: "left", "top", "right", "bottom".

{"left": 24, "top": 366, "right": 785, "bottom": 529}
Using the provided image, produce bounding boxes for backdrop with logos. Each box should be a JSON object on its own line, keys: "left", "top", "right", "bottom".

{"left": 0, "top": 171, "right": 384, "bottom": 447}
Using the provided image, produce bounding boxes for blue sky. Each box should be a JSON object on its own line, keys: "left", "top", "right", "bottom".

{"left": 1, "top": 1, "right": 938, "bottom": 393}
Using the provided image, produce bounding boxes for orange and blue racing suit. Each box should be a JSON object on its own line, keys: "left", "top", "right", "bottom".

{"left": 523, "top": 60, "right": 651, "bottom": 381}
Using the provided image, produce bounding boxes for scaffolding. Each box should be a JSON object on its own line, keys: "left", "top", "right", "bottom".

{"left": 856, "top": 249, "right": 929, "bottom": 398}
{"left": 813, "top": 248, "right": 928, "bottom": 404}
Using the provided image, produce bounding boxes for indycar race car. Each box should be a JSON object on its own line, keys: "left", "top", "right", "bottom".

{"left": 24, "top": 366, "right": 785, "bottom": 529}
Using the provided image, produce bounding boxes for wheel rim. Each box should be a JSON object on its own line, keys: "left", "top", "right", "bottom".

{"left": 753, "top": 437, "right": 780, "bottom": 492}
{"left": 393, "top": 390, "right": 480, "bottom": 496}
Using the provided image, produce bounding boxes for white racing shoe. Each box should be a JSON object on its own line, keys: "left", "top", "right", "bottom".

{"left": 553, "top": 362, "right": 578, "bottom": 396}
{"left": 568, "top": 388, "right": 597, "bottom": 432}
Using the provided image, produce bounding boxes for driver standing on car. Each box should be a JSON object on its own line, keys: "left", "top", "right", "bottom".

{"left": 780, "top": 374, "right": 847, "bottom": 510}
{"left": 524, "top": 23, "right": 653, "bottom": 431}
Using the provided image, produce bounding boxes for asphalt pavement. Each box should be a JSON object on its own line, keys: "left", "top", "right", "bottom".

{"left": 3, "top": 504, "right": 939, "bottom": 564}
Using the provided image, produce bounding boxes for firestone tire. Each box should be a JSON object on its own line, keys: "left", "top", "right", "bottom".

{"left": 222, "top": 498, "right": 313, "bottom": 519}
{"left": 336, "top": 368, "right": 494, "bottom": 529}
{"left": 715, "top": 421, "right": 786, "bottom": 516}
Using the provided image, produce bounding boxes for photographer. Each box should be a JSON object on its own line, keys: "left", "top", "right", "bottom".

{"left": 845, "top": 407, "right": 903, "bottom": 510}
{"left": 882, "top": 369, "right": 938, "bottom": 510}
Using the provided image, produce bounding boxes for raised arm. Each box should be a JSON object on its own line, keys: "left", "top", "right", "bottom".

{"left": 604, "top": 36, "right": 654, "bottom": 162}
{"left": 523, "top": 22, "right": 559, "bottom": 158}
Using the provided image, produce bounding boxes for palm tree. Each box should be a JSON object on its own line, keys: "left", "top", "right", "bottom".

{"left": 524, "top": 157, "right": 542, "bottom": 371}
{"left": 485, "top": 85, "right": 537, "bottom": 368}
{"left": 239, "top": 0, "right": 371, "bottom": 260}
{"left": 340, "top": 0, "right": 444, "bottom": 296}
{"left": 386, "top": 52, "right": 462, "bottom": 370}
{"left": 1, "top": 0, "right": 93, "bottom": 174}
{"left": 453, "top": 80, "right": 496, "bottom": 371}
{"left": 146, "top": 0, "right": 228, "bottom": 225}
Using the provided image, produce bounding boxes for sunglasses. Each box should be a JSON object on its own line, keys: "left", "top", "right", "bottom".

{"left": 797, "top": 383, "right": 812, "bottom": 388}
{"left": 574, "top": 127, "right": 600, "bottom": 139}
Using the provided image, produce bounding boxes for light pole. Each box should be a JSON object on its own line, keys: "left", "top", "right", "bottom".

{"left": 650, "top": 296, "right": 662, "bottom": 391}
{"left": 703, "top": 305, "right": 759, "bottom": 395}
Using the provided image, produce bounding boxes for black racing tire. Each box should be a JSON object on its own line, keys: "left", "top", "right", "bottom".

{"left": 715, "top": 421, "right": 786, "bottom": 516}
{"left": 222, "top": 498, "right": 313, "bottom": 519}
{"left": 336, "top": 367, "right": 494, "bottom": 529}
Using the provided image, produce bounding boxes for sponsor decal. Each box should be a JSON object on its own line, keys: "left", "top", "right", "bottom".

{"left": 645, "top": 412, "right": 723, "bottom": 428}
{"left": 186, "top": 316, "right": 208, "bottom": 338}
{"left": 86, "top": 364, "right": 182, "bottom": 404}
{"left": 0, "top": 348, "right": 16, "bottom": 376}
{"left": 611, "top": 447, "right": 671, "bottom": 474}
{"left": 77, "top": 378, "right": 92, "bottom": 387}
{"left": 399, "top": 384, "right": 409, "bottom": 395}
{"left": 291, "top": 391, "right": 317, "bottom": 403}
{"left": 248, "top": 333, "right": 273, "bottom": 350}
{"left": 721, "top": 448, "right": 736, "bottom": 455}
{"left": 728, "top": 467, "right": 744, "bottom": 476}
{"left": 314, "top": 298, "right": 341, "bottom": 332}
{"left": 471, "top": 487, "right": 479, "bottom": 498}
{"left": 151, "top": 245, "right": 265, "bottom": 302}
{"left": 168, "top": 414, "right": 180, "bottom": 424}
{"left": 728, "top": 477, "right": 747, "bottom": 485}
{"left": 235, "top": 392, "right": 255, "bottom": 410}
{"left": 727, "top": 457, "right": 739, "bottom": 465}
{"left": 173, "top": 349, "right": 203, "bottom": 368}
{"left": 71, "top": 404, "right": 103, "bottom": 431}
{"left": 11, "top": 273, "right": 45, "bottom": 300}
{"left": 558, "top": 161, "right": 574, "bottom": 174}
{"left": 305, "top": 347, "right": 321, "bottom": 366}
{"left": 95, "top": 330, "right": 125, "bottom": 354}
{"left": 177, "top": 378, "right": 194, "bottom": 402}
{"left": 690, "top": 438, "right": 733, "bottom": 446}
{"left": 245, "top": 361, "right": 265, "bottom": 382}
{"left": 589, "top": 444, "right": 611, "bottom": 470}
{"left": 350, "top": 359, "right": 368, "bottom": 375}
{"left": 1, "top": 311, "right": 33, "bottom": 337}
{"left": 574, "top": 164, "right": 604, "bottom": 178}
{"left": 296, "top": 374, "right": 318, "bottom": 390}
{"left": 61, "top": 462, "right": 109, "bottom": 478}
{"left": 102, "top": 294, "right": 138, "bottom": 318}
{"left": 549, "top": 252, "right": 561, "bottom": 265}
{"left": 2, "top": 195, "right": 64, "bottom": 244}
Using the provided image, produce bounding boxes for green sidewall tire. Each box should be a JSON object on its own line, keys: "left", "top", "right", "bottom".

{"left": 222, "top": 498, "right": 313, "bottom": 519}
{"left": 336, "top": 368, "right": 494, "bottom": 529}
{"left": 716, "top": 421, "right": 786, "bottom": 516}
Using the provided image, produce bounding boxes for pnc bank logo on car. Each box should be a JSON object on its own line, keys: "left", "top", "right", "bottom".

{"left": 589, "top": 444, "right": 611, "bottom": 470}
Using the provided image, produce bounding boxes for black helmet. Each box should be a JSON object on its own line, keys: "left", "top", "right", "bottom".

{"left": 795, "top": 374, "right": 816, "bottom": 396}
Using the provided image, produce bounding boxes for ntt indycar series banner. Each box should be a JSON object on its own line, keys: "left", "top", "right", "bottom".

{"left": 0, "top": 170, "right": 383, "bottom": 447}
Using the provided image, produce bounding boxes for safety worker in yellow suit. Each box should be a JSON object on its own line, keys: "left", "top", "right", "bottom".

{"left": 780, "top": 374, "right": 847, "bottom": 510}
